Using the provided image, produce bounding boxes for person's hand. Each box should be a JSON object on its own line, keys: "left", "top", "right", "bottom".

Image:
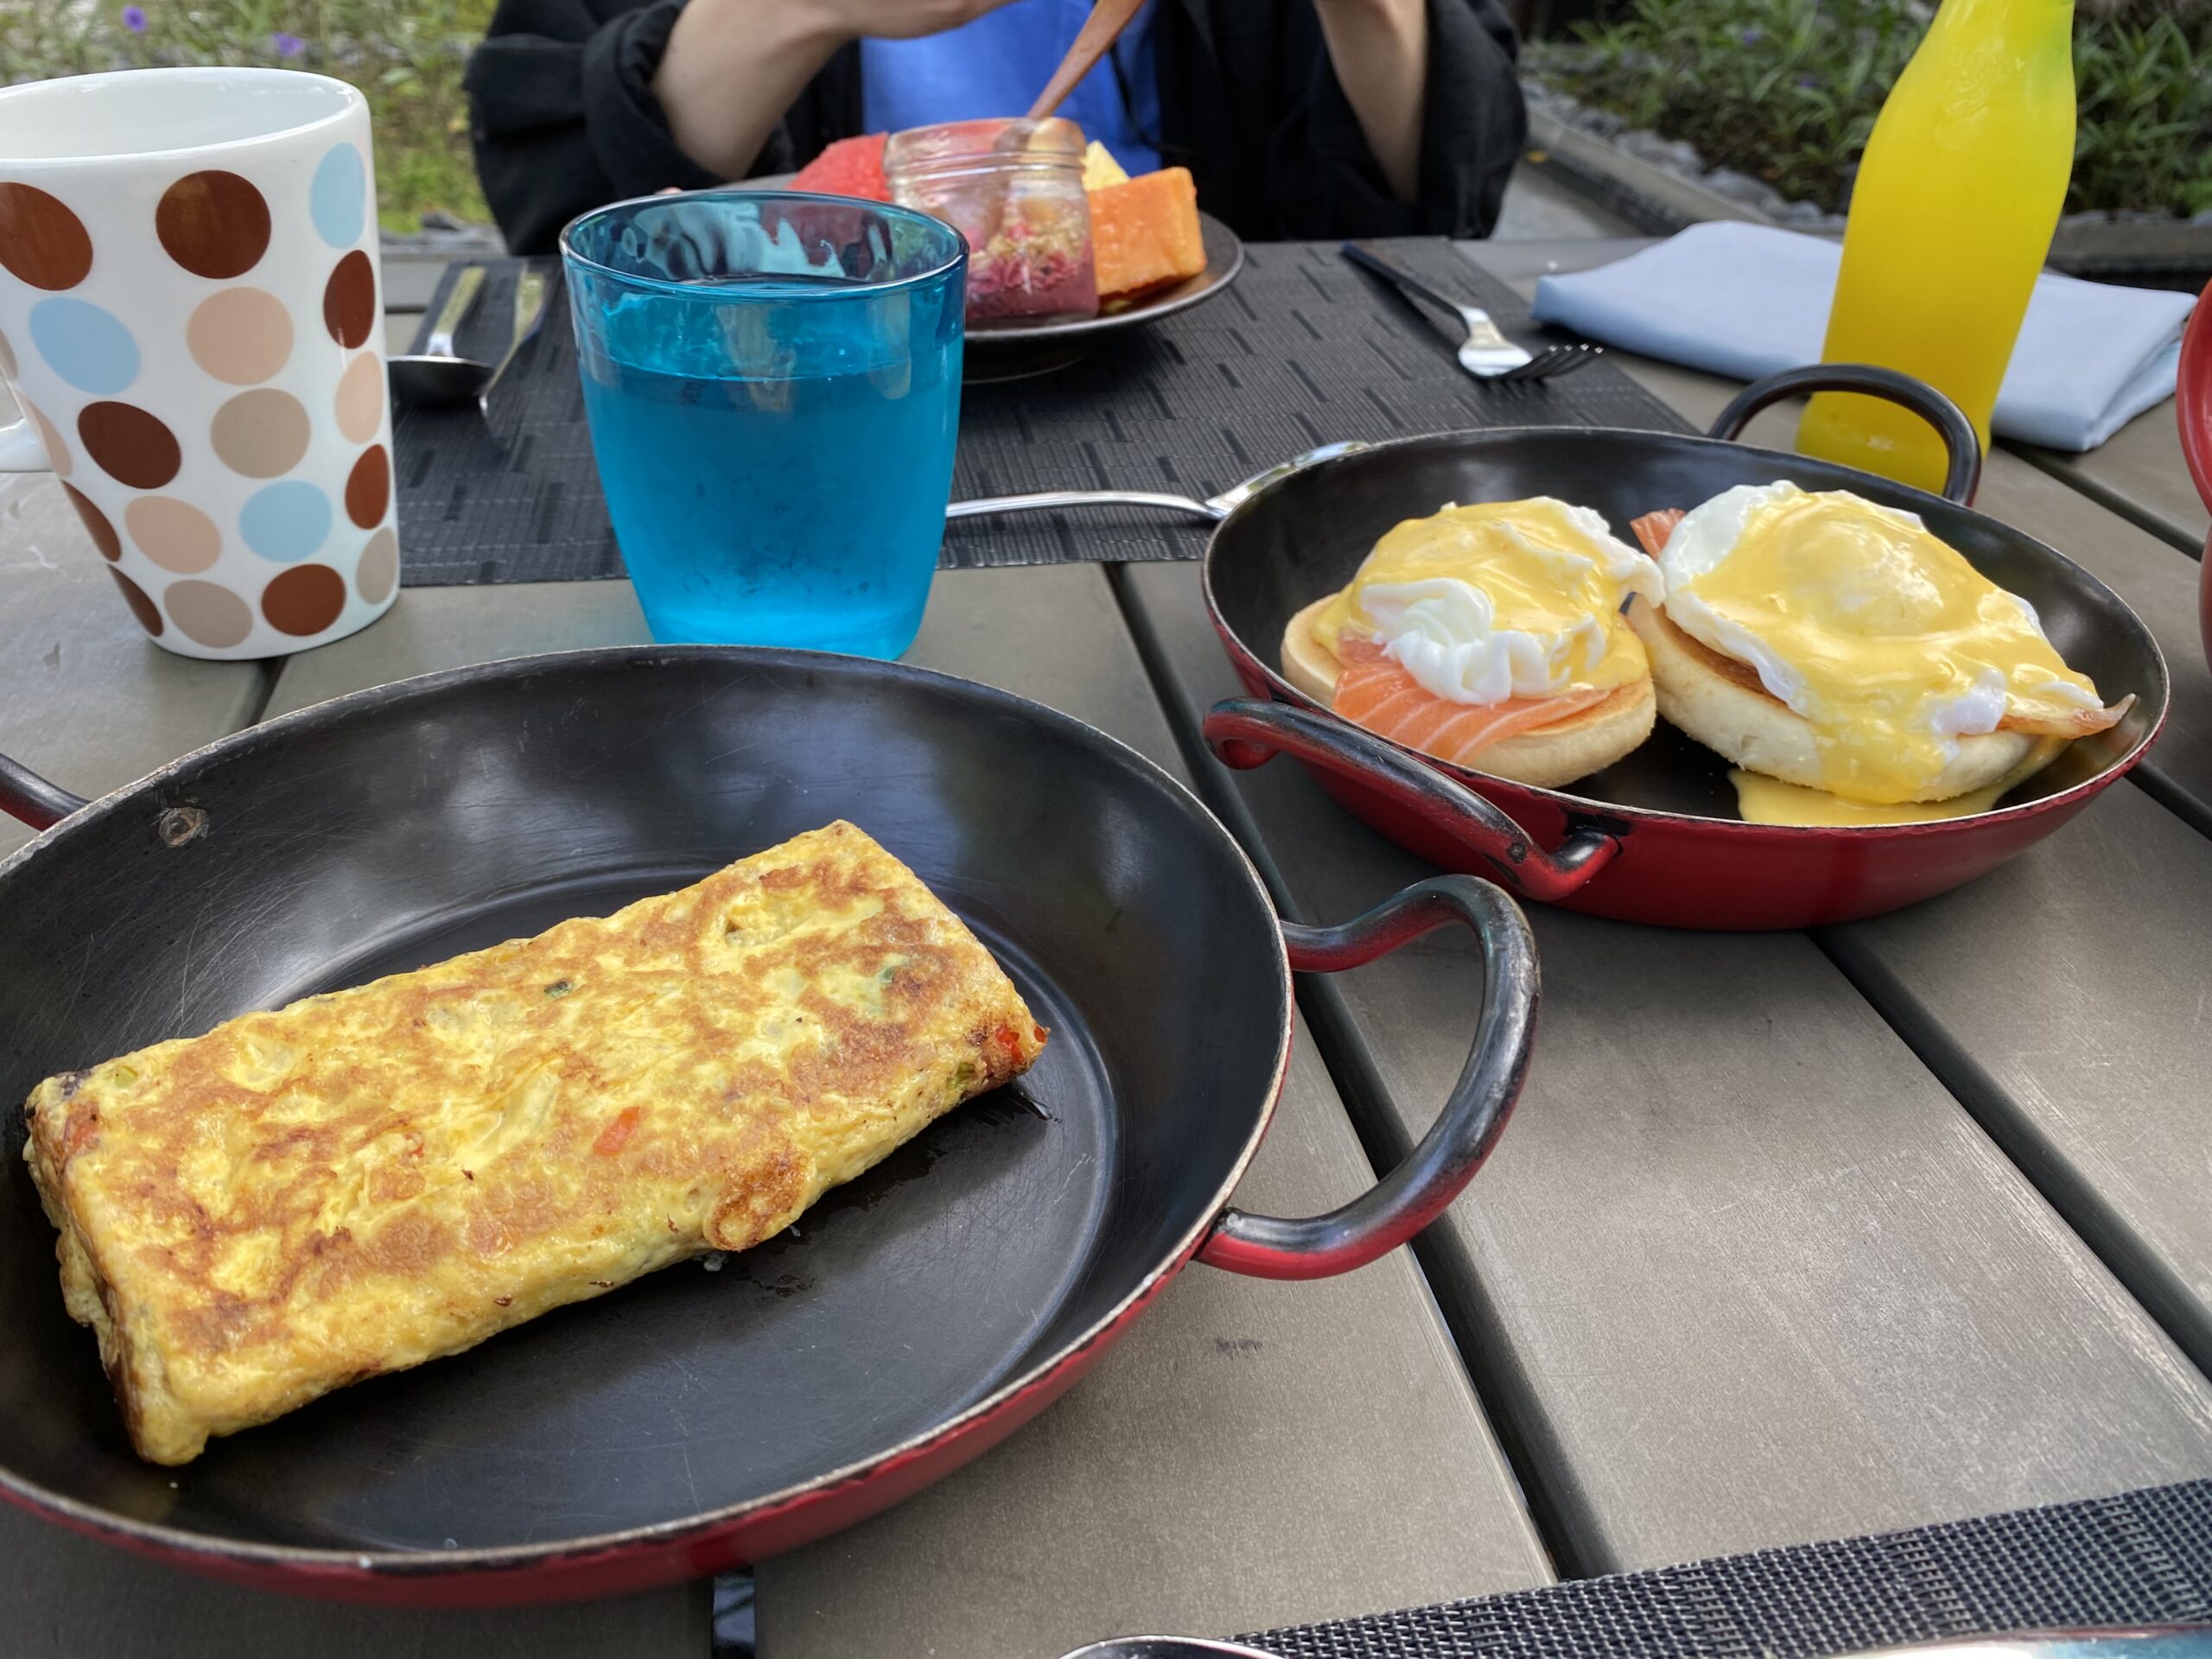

{"left": 656, "top": 0, "right": 1023, "bottom": 182}
{"left": 797, "top": 0, "right": 1020, "bottom": 41}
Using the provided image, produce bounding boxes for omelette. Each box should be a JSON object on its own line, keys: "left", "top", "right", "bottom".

{"left": 22, "top": 822, "right": 1046, "bottom": 1465}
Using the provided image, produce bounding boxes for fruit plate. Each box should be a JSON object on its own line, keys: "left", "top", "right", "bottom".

{"left": 964, "top": 213, "right": 1245, "bottom": 379}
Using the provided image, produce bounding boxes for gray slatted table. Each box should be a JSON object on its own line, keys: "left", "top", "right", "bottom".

{"left": 1465, "top": 240, "right": 2212, "bottom": 1384}
{"left": 1, "top": 236, "right": 2208, "bottom": 1658}
{"left": 2019, "top": 418, "right": 2208, "bottom": 557}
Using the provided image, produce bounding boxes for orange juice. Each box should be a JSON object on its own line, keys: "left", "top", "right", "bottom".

{"left": 1797, "top": 0, "right": 2076, "bottom": 493}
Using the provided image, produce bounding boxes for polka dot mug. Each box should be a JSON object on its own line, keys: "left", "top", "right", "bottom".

{"left": 0, "top": 68, "right": 398, "bottom": 658}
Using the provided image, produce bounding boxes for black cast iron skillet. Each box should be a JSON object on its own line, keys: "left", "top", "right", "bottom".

{"left": 0, "top": 648, "right": 1535, "bottom": 1604}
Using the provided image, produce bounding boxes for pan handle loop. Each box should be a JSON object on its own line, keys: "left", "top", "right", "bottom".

{"left": 1198, "top": 875, "right": 1537, "bottom": 1281}
{"left": 0, "top": 751, "right": 88, "bottom": 831}
{"left": 1707, "top": 363, "right": 1982, "bottom": 505}
{"left": 1202, "top": 698, "right": 1620, "bottom": 902}
{"left": 946, "top": 489, "right": 1225, "bottom": 523}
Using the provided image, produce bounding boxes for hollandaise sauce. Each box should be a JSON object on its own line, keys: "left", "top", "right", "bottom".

{"left": 1314, "top": 499, "right": 1660, "bottom": 707}
{"left": 1664, "top": 485, "right": 2106, "bottom": 805}
{"left": 1731, "top": 764, "right": 2035, "bottom": 828}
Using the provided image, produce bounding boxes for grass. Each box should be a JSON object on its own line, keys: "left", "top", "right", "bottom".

{"left": 1529, "top": 0, "right": 2212, "bottom": 220}
{"left": 0, "top": 0, "right": 497, "bottom": 233}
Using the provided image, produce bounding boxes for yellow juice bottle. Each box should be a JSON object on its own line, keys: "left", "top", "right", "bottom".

{"left": 1796, "top": 0, "right": 2076, "bottom": 493}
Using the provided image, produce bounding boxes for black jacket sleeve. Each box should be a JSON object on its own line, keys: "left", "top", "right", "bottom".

{"left": 465, "top": 0, "right": 863, "bottom": 254}
{"left": 1313, "top": 0, "right": 1527, "bottom": 239}
{"left": 465, "top": 0, "right": 713, "bottom": 254}
{"left": 1160, "top": 0, "right": 1524, "bottom": 241}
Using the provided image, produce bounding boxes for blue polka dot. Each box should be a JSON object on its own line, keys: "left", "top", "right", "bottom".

{"left": 240, "top": 481, "right": 332, "bottom": 562}
{"left": 29, "top": 298, "right": 137, "bottom": 395}
{"left": 310, "top": 143, "right": 366, "bottom": 250}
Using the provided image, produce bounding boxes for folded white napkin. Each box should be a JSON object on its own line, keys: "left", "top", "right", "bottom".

{"left": 1529, "top": 220, "right": 2196, "bottom": 452}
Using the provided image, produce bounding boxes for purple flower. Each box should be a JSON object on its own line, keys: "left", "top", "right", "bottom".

{"left": 1796, "top": 72, "right": 1817, "bottom": 87}
{"left": 1738, "top": 25, "right": 1764, "bottom": 43}
{"left": 121, "top": 5, "right": 147, "bottom": 32}
{"left": 270, "top": 30, "right": 304, "bottom": 58}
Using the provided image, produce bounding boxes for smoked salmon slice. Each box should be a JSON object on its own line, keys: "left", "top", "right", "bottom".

{"left": 1999, "top": 695, "right": 2129, "bottom": 737}
{"left": 1332, "top": 637, "right": 1610, "bottom": 769}
{"left": 1629, "top": 509, "right": 1684, "bottom": 559}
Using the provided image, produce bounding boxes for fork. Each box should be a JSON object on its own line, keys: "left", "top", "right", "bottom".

{"left": 1341, "top": 240, "right": 1604, "bottom": 384}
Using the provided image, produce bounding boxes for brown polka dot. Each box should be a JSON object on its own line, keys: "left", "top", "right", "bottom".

{"left": 322, "top": 250, "right": 376, "bottom": 348}
{"left": 262, "top": 562, "right": 346, "bottom": 636}
{"left": 187, "top": 288, "right": 293, "bottom": 385}
{"left": 78, "top": 401, "right": 180, "bottom": 489}
{"left": 166, "top": 579, "right": 253, "bottom": 649}
{"left": 109, "top": 567, "right": 162, "bottom": 636}
{"left": 335, "top": 350, "right": 384, "bottom": 442}
{"left": 355, "top": 525, "right": 398, "bottom": 604}
{"left": 0, "top": 184, "right": 93, "bottom": 289}
{"left": 211, "top": 388, "right": 310, "bottom": 478}
{"left": 345, "top": 444, "right": 390, "bottom": 528}
{"left": 126, "top": 496, "right": 222, "bottom": 574}
{"left": 20, "top": 395, "right": 68, "bottom": 476}
{"left": 156, "top": 171, "right": 270, "bottom": 280}
{"left": 63, "top": 484, "right": 119, "bottom": 561}
{"left": 0, "top": 328, "right": 15, "bottom": 378}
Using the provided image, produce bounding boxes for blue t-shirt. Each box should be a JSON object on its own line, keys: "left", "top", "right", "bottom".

{"left": 861, "top": 0, "right": 1161, "bottom": 176}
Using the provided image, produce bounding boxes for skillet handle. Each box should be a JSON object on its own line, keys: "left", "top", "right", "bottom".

{"left": 1707, "top": 363, "right": 1982, "bottom": 505}
{"left": 1202, "top": 697, "right": 1620, "bottom": 902}
{"left": 946, "top": 489, "right": 1224, "bottom": 523}
{"left": 0, "top": 751, "right": 87, "bottom": 830}
{"left": 1198, "top": 875, "right": 1536, "bottom": 1281}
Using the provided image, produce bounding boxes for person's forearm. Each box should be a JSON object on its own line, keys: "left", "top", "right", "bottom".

{"left": 1312, "top": 0, "right": 1428, "bottom": 202}
{"left": 654, "top": 0, "right": 843, "bottom": 180}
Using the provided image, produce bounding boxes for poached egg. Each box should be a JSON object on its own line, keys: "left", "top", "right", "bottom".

{"left": 1654, "top": 482, "right": 2112, "bottom": 814}
{"left": 1313, "top": 499, "right": 1663, "bottom": 707}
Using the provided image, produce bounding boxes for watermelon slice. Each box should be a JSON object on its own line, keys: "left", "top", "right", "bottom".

{"left": 791, "top": 134, "right": 891, "bottom": 202}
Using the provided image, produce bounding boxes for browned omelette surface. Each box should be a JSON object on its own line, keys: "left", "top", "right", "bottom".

{"left": 22, "top": 821, "right": 1046, "bottom": 1465}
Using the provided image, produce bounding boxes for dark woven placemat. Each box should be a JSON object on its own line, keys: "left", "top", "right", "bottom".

{"left": 1244, "top": 1479, "right": 2212, "bottom": 1659}
{"left": 392, "top": 239, "right": 1688, "bottom": 586}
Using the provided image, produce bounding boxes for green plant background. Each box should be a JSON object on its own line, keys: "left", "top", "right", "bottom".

{"left": 1, "top": 0, "right": 496, "bottom": 232}
{"left": 9, "top": 0, "right": 2206, "bottom": 228}
{"left": 1529, "top": 0, "right": 2212, "bottom": 219}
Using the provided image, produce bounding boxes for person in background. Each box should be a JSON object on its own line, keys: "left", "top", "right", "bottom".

{"left": 465, "top": 0, "right": 1525, "bottom": 256}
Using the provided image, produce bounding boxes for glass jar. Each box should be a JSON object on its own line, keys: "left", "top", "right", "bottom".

{"left": 885, "top": 118, "right": 1100, "bottom": 327}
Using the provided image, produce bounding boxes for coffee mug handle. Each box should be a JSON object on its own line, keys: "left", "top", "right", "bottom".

{"left": 0, "top": 416, "right": 49, "bottom": 472}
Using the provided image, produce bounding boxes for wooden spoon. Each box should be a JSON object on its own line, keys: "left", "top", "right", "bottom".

{"left": 1027, "top": 0, "right": 1149, "bottom": 121}
{"left": 973, "top": 0, "right": 1147, "bottom": 253}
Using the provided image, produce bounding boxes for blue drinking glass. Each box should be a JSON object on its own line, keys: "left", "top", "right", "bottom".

{"left": 561, "top": 192, "right": 965, "bottom": 658}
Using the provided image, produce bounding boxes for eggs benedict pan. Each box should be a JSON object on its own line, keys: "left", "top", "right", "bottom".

{"left": 1625, "top": 482, "right": 2128, "bottom": 825}
{"left": 1281, "top": 498, "right": 1663, "bottom": 787}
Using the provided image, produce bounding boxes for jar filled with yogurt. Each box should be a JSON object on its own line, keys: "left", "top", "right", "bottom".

{"left": 884, "top": 118, "right": 1099, "bottom": 327}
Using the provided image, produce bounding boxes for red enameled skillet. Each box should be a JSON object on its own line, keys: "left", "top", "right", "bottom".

{"left": 0, "top": 650, "right": 1535, "bottom": 1603}
{"left": 1198, "top": 365, "right": 2168, "bottom": 930}
{"left": 955, "top": 365, "right": 2165, "bottom": 930}
{"left": 2178, "top": 277, "right": 2212, "bottom": 670}
{"left": 957, "top": 365, "right": 2168, "bottom": 930}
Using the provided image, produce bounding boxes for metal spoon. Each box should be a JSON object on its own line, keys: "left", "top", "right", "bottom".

{"left": 388, "top": 265, "right": 492, "bottom": 409}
